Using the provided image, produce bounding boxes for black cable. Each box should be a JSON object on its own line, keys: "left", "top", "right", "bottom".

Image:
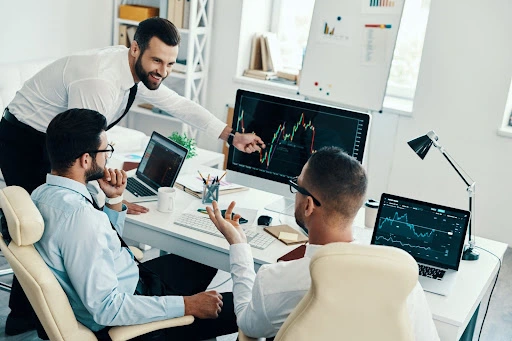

{"left": 474, "top": 246, "right": 502, "bottom": 341}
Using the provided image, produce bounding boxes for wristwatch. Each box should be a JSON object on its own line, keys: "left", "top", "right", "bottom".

{"left": 105, "top": 195, "right": 123, "bottom": 205}
{"left": 227, "top": 132, "right": 236, "bottom": 146}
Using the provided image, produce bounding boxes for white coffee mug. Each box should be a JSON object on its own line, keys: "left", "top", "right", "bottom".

{"left": 157, "top": 187, "right": 176, "bottom": 213}
{"left": 364, "top": 199, "right": 379, "bottom": 229}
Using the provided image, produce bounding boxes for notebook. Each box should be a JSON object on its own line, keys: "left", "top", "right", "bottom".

{"left": 123, "top": 132, "right": 188, "bottom": 203}
{"left": 371, "top": 193, "right": 470, "bottom": 296}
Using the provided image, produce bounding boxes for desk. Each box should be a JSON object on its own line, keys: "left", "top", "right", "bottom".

{"left": 123, "top": 168, "right": 506, "bottom": 341}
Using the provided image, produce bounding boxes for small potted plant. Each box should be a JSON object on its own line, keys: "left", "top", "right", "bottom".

{"left": 168, "top": 132, "right": 197, "bottom": 159}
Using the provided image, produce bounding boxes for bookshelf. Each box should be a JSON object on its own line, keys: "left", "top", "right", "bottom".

{"left": 112, "top": 0, "right": 214, "bottom": 137}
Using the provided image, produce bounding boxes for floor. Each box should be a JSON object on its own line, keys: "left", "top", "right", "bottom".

{"left": 0, "top": 179, "right": 511, "bottom": 340}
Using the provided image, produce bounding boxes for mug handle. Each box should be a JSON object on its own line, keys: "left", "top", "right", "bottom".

{"left": 168, "top": 195, "right": 175, "bottom": 212}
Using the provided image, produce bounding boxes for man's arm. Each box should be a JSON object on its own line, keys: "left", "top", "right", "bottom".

{"left": 207, "top": 201, "right": 278, "bottom": 337}
{"left": 137, "top": 84, "right": 265, "bottom": 152}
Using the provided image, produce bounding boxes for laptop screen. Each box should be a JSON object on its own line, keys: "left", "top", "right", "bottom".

{"left": 136, "top": 132, "right": 188, "bottom": 191}
{"left": 371, "top": 194, "right": 470, "bottom": 271}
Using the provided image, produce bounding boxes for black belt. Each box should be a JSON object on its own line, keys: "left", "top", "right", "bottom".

{"left": 2, "top": 108, "right": 45, "bottom": 137}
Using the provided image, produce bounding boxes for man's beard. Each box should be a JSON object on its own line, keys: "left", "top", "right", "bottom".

{"left": 135, "top": 55, "right": 164, "bottom": 90}
{"left": 85, "top": 158, "right": 104, "bottom": 182}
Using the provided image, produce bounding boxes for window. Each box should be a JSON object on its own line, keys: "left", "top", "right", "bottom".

{"left": 270, "top": 0, "right": 431, "bottom": 107}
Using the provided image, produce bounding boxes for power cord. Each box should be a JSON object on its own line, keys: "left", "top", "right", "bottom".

{"left": 474, "top": 246, "right": 502, "bottom": 341}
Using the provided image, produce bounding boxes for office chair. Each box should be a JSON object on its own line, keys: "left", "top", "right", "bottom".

{"left": 273, "top": 242, "right": 418, "bottom": 341}
{"left": 0, "top": 186, "right": 193, "bottom": 340}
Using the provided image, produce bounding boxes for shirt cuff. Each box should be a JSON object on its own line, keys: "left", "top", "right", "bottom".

{"left": 103, "top": 204, "right": 127, "bottom": 225}
{"left": 165, "top": 296, "right": 186, "bottom": 318}
{"left": 230, "top": 243, "right": 253, "bottom": 267}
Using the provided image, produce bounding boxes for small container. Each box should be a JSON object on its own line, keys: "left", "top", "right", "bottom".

{"left": 364, "top": 199, "right": 379, "bottom": 229}
{"left": 202, "top": 183, "right": 220, "bottom": 204}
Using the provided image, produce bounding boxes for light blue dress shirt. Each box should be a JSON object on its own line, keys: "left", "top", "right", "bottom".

{"left": 33, "top": 174, "right": 184, "bottom": 331}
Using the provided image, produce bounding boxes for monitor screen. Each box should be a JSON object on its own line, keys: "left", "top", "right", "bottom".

{"left": 227, "top": 90, "right": 371, "bottom": 185}
{"left": 136, "top": 132, "right": 188, "bottom": 191}
{"left": 371, "top": 194, "right": 470, "bottom": 270}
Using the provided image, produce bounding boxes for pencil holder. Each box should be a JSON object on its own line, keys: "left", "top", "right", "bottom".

{"left": 202, "top": 183, "right": 220, "bottom": 204}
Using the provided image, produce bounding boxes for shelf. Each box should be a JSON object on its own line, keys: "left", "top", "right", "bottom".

{"left": 129, "top": 103, "right": 182, "bottom": 124}
{"left": 169, "top": 71, "right": 204, "bottom": 80}
{"left": 116, "top": 19, "right": 207, "bottom": 35}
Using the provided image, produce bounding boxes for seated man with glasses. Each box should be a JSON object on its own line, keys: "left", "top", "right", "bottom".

{"left": 31, "top": 108, "right": 238, "bottom": 340}
{"left": 207, "top": 146, "right": 439, "bottom": 340}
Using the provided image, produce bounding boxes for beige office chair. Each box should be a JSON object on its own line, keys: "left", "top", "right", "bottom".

{"left": 239, "top": 242, "right": 419, "bottom": 341}
{"left": 0, "top": 186, "right": 193, "bottom": 341}
{"left": 274, "top": 242, "right": 418, "bottom": 341}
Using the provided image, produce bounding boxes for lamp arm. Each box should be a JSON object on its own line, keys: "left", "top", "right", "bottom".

{"left": 436, "top": 146, "right": 474, "bottom": 187}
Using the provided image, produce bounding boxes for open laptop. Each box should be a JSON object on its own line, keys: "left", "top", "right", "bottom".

{"left": 123, "top": 132, "right": 188, "bottom": 203}
{"left": 370, "top": 193, "right": 470, "bottom": 296}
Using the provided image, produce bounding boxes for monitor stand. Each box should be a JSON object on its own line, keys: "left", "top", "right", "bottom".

{"left": 264, "top": 197, "right": 295, "bottom": 217}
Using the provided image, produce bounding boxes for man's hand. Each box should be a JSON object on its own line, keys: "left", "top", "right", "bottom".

{"left": 184, "top": 291, "right": 223, "bottom": 319}
{"left": 98, "top": 168, "right": 127, "bottom": 199}
{"left": 123, "top": 200, "right": 149, "bottom": 215}
{"left": 206, "top": 201, "right": 247, "bottom": 245}
{"left": 233, "top": 133, "right": 266, "bottom": 153}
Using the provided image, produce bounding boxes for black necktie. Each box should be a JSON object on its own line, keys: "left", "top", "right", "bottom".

{"left": 107, "top": 84, "right": 138, "bottom": 130}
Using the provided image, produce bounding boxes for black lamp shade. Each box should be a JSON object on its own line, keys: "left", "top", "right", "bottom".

{"left": 408, "top": 135, "right": 433, "bottom": 160}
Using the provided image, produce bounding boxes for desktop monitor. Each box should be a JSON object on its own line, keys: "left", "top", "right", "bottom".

{"left": 226, "top": 89, "right": 371, "bottom": 211}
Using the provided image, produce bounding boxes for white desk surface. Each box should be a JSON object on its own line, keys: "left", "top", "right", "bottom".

{"left": 123, "top": 167, "right": 507, "bottom": 341}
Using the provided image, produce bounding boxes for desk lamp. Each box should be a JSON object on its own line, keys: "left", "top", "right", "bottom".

{"left": 407, "top": 130, "right": 479, "bottom": 261}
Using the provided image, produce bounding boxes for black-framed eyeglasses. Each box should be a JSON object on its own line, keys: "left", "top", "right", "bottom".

{"left": 289, "top": 177, "right": 321, "bottom": 206}
{"left": 78, "top": 144, "right": 115, "bottom": 159}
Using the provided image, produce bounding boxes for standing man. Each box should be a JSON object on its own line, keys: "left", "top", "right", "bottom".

{"left": 207, "top": 147, "right": 440, "bottom": 340}
{"left": 0, "top": 17, "right": 264, "bottom": 336}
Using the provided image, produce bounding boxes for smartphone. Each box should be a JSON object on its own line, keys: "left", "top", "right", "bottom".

{"left": 221, "top": 210, "right": 248, "bottom": 224}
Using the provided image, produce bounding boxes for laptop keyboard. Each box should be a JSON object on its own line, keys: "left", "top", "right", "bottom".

{"left": 419, "top": 264, "right": 446, "bottom": 280}
{"left": 175, "top": 213, "right": 276, "bottom": 250}
{"left": 126, "top": 177, "right": 155, "bottom": 197}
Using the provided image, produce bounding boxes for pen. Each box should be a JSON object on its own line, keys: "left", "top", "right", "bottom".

{"left": 197, "top": 170, "right": 207, "bottom": 184}
{"left": 207, "top": 174, "right": 210, "bottom": 185}
{"left": 197, "top": 208, "right": 208, "bottom": 215}
{"left": 218, "top": 171, "right": 228, "bottom": 182}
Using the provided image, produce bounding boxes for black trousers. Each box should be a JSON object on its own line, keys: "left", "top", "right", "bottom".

{"left": 93, "top": 254, "right": 237, "bottom": 341}
{"left": 0, "top": 116, "right": 50, "bottom": 336}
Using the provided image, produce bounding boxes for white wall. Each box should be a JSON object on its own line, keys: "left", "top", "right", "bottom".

{"left": 0, "top": 0, "right": 113, "bottom": 63}
{"left": 205, "top": 0, "right": 512, "bottom": 245}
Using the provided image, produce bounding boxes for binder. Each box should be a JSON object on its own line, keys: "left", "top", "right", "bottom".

{"left": 119, "top": 24, "right": 129, "bottom": 47}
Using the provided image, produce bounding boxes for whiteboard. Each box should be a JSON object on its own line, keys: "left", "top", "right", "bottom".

{"left": 299, "top": 0, "right": 405, "bottom": 112}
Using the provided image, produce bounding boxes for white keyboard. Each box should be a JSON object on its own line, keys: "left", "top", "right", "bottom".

{"left": 175, "top": 213, "right": 275, "bottom": 250}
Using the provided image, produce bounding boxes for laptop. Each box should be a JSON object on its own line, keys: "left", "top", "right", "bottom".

{"left": 123, "top": 132, "right": 188, "bottom": 203}
{"left": 370, "top": 193, "right": 470, "bottom": 296}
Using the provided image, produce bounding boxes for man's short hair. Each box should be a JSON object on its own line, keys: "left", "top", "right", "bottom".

{"left": 134, "top": 17, "right": 181, "bottom": 54}
{"left": 303, "top": 146, "right": 367, "bottom": 218}
{"left": 46, "top": 109, "right": 107, "bottom": 173}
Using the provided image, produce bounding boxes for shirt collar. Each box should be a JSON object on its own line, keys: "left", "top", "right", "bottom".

{"left": 119, "top": 47, "right": 137, "bottom": 91}
{"left": 46, "top": 174, "right": 93, "bottom": 202}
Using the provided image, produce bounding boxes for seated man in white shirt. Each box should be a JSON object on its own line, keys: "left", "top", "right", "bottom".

{"left": 33, "top": 108, "right": 237, "bottom": 340}
{"left": 207, "top": 146, "right": 440, "bottom": 340}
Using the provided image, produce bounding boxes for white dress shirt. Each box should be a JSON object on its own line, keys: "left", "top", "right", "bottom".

{"left": 230, "top": 243, "right": 440, "bottom": 340}
{"left": 8, "top": 45, "right": 226, "bottom": 137}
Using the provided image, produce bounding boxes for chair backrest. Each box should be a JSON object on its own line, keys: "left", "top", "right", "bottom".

{"left": 0, "top": 186, "right": 96, "bottom": 341}
{"left": 275, "top": 242, "right": 418, "bottom": 341}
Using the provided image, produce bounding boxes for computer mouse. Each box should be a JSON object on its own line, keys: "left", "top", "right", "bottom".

{"left": 257, "top": 215, "right": 273, "bottom": 226}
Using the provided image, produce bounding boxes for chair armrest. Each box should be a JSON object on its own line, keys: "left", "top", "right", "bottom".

{"left": 108, "top": 315, "right": 194, "bottom": 341}
{"left": 238, "top": 328, "right": 265, "bottom": 341}
{"left": 128, "top": 246, "right": 144, "bottom": 261}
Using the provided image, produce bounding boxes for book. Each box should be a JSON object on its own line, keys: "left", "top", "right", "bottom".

{"left": 182, "top": 0, "right": 191, "bottom": 29}
{"left": 277, "top": 244, "right": 306, "bottom": 262}
{"left": 264, "top": 224, "right": 308, "bottom": 245}
{"left": 277, "top": 69, "right": 299, "bottom": 81}
{"left": 119, "top": 24, "right": 129, "bottom": 47}
{"left": 243, "top": 69, "right": 277, "bottom": 80}
{"left": 175, "top": 174, "right": 248, "bottom": 199}
{"left": 260, "top": 36, "right": 270, "bottom": 71}
{"left": 167, "top": 0, "right": 185, "bottom": 28}
{"left": 262, "top": 32, "right": 283, "bottom": 72}
{"left": 249, "top": 34, "right": 262, "bottom": 70}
